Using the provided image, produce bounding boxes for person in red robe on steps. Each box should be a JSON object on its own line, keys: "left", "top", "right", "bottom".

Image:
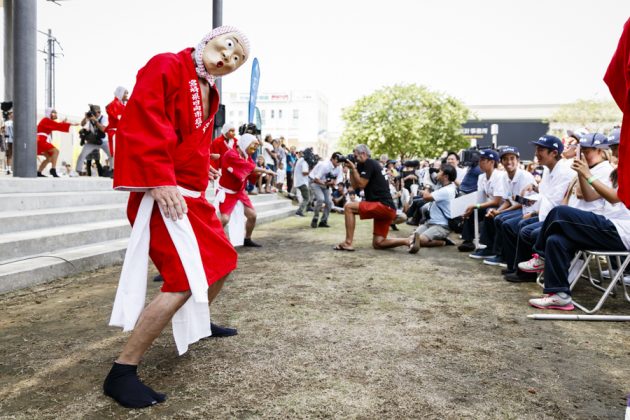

{"left": 105, "top": 86, "right": 128, "bottom": 159}
{"left": 104, "top": 26, "right": 249, "bottom": 409}
{"left": 36, "top": 108, "right": 78, "bottom": 177}
{"left": 209, "top": 122, "right": 238, "bottom": 171}
{"left": 215, "top": 133, "right": 275, "bottom": 247}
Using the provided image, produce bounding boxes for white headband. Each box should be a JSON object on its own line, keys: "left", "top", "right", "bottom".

{"left": 239, "top": 133, "right": 258, "bottom": 152}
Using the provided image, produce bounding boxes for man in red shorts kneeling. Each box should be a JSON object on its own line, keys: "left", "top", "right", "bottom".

{"left": 335, "top": 144, "right": 412, "bottom": 251}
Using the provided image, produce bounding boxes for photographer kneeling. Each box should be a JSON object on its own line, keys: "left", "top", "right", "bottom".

{"left": 335, "top": 144, "right": 411, "bottom": 251}
{"left": 409, "top": 164, "right": 457, "bottom": 254}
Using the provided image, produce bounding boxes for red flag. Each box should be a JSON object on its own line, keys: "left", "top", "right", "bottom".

{"left": 604, "top": 17, "right": 630, "bottom": 208}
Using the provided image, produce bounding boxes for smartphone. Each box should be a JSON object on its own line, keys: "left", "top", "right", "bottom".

{"left": 575, "top": 144, "right": 581, "bottom": 160}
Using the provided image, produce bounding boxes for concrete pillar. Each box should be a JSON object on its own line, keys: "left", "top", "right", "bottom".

{"left": 4, "top": 0, "right": 14, "bottom": 101}
{"left": 13, "top": 0, "right": 37, "bottom": 177}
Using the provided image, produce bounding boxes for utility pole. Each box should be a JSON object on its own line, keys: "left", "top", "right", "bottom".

{"left": 212, "top": 0, "right": 223, "bottom": 139}
{"left": 4, "top": 0, "right": 14, "bottom": 102}
{"left": 39, "top": 29, "right": 62, "bottom": 109}
{"left": 13, "top": 0, "right": 38, "bottom": 177}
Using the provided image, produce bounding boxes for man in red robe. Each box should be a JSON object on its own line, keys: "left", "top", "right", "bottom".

{"left": 105, "top": 86, "right": 128, "bottom": 159}
{"left": 604, "top": 17, "right": 630, "bottom": 208}
{"left": 215, "top": 133, "right": 275, "bottom": 247}
{"left": 104, "top": 26, "right": 249, "bottom": 409}
{"left": 210, "top": 122, "right": 238, "bottom": 170}
{"left": 36, "top": 108, "right": 76, "bottom": 177}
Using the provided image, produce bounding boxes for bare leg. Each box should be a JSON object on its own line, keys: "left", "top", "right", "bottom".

{"left": 49, "top": 148, "right": 59, "bottom": 168}
{"left": 419, "top": 235, "right": 446, "bottom": 248}
{"left": 116, "top": 291, "right": 191, "bottom": 365}
{"left": 207, "top": 275, "right": 227, "bottom": 304}
{"left": 244, "top": 206, "right": 257, "bottom": 239}
{"left": 340, "top": 202, "right": 360, "bottom": 248}
{"left": 372, "top": 235, "right": 411, "bottom": 250}
{"left": 38, "top": 154, "right": 51, "bottom": 173}
{"left": 220, "top": 213, "right": 230, "bottom": 227}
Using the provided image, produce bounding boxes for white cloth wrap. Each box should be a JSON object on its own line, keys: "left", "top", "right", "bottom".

{"left": 213, "top": 185, "right": 245, "bottom": 247}
{"left": 109, "top": 186, "right": 211, "bottom": 355}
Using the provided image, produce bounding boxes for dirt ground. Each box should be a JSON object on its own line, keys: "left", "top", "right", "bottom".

{"left": 1, "top": 214, "right": 629, "bottom": 419}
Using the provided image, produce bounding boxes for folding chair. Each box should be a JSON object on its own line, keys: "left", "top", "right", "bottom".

{"left": 530, "top": 250, "right": 630, "bottom": 321}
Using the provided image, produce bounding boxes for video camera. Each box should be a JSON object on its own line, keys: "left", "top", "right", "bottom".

{"left": 460, "top": 147, "right": 481, "bottom": 167}
{"left": 238, "top": 122, "right": 261, "bottom": 136}
{"left": 302, "top": 147, "right": 319, "bottom": 169}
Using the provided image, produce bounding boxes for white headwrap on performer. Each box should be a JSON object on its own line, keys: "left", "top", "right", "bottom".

{"left": 44, "top": 107, "right": 54, "bottom": 118}
{"left": 221, "top": 122, "right": 236, "bottom": 136}
{"left": 238, "top": 133, "right": 258, "bottom": 152}
{"left": 114, "top": 86, "right": 127, "bottom": 102}
{"left": 194, "top": 25, "right": 250, "bottom": 87}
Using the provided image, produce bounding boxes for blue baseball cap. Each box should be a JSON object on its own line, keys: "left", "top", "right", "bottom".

{"left": 579, "top": 133, "right": 609, "bottom": 149}
{"left": 607, "top": 128, "right": 620, "bottom": 146}
{"left": 499, "top": 146, "right": 520, "bottom": 158}
{"left": 530, "top": 135, "right": 564, "bottom": 154}
{"left": 479, "top": 149, "right": 499, "bottom": 162}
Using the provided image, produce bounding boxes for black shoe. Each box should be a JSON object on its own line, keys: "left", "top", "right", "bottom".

{"left": 37, "top": 171, "right": 46, "bottom": 177}
{"left": 318, "top": 221, "right": 330, "bottom": 228}
{"left": 405, "top": 219, "right": 419, "bottom": 226}
{"left": 103, "top": 362, "right": 166, "bottom": 408}
{"left": 243, "top": 238, "right": 262, "bottom": 247}
{"left": 457, "top": 241, "right": 475, "bottom": 252}
{"left": 444, "top": 238, "right": 455, "bottom": 246}
{"left": 311, "top": 219, "right": 318, "bottom": 228}
{"left": 390, "top": 224, "right": 399, "bottom": 231}
{"left": 504, "top": 271, "right": 537, "bottom": 283}
{"left": 295, "top": 211, "right": 305, "bottom": 217}
{"left": 50, "top": 168, "right": 59, "bottom": 178}
{"left": 153, "top": 274, "right": 164, "bottom": 282}
{"left": 210, "top": 323, "right": 238, "bottom": 337}
{"left": 501, "top": 268, "right": 515, "bottom": 276}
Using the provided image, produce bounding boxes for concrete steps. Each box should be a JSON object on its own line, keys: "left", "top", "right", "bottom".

{"left": 0, "top": 178, "right": 296, "bottom": 293}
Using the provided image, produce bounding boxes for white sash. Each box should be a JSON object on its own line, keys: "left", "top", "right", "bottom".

{"left": 213, "top": 185, "right": 246, "bottom": 247}
{"left": 109, "top": 186, "right": 211, "bottom": 355}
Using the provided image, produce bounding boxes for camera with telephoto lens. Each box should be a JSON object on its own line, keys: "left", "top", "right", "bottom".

{"left": 336, "top": 153, "right": 356, "bottom": 164}
{"left": 238, "top": 122, "right": 261, "bottom": 136}
{"left": 85, "top": 110, "right": 95, "bottom": 118}
{"left": 513, "top": 195, "right": 535, "bottom": 206}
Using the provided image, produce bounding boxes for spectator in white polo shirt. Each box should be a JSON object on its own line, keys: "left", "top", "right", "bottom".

{"left": 309, "top": 152, "right": 343, "bottom": 228}
{"left": 472, "top": 146, "right": 535, "bottom": 262}
{"left": 458, "top": 149, "right": 507, "bottom": 252}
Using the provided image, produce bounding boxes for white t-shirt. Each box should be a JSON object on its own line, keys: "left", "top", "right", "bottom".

{"left": 262, "top": 142, "right": 275, "bottom": 165}
{"left": 310, "top": 160, "right": 343, "bottom": 185}
{"left": 567, "top": 160, "right": 614, "bottom": 215}
{"left": 429, "top": 183, "right": 457, "bottom": 225}
{"left": 477, "top": 169, "right": 507, "bottom": 203}
{"left": 293, "top": 158, "right": 310, "bottom": 188}
{"left": 503, "top": 168, "right": 535, "bottom": 204}
{"left": 605, "top": 200, "right": 630, "bottom": 250}
{"left": 4, "top": 120, "right": 13, "bottom": 143}
{"left": 537, "top": 159, "right": 575, "bottom": 221}
{"left": 456, "top": 166, "right": 467, "bottom": 183}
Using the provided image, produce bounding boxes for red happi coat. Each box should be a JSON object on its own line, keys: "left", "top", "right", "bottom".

{"left": 218, "top": 148, "right": 257, "bottom": 215}
{"left": 209, "top": 134, "right": 238, "bottom": 170}
{"left": 36, "top": 118, "right": 71, "bottom": 154}
{"left": 604, "top": 17, "right": 630, "bottom": 208}
{"left": 114, "top": 48, "right": 237, "bottom": 292}
{"left": 105, "top": 97, "right": 126, "bottom": 157}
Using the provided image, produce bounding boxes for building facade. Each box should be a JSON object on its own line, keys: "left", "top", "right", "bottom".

{"left": 222, "top": 90, "right": 332, "bottom": 156}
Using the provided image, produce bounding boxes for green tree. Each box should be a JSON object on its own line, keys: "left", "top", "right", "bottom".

{"left": 340, "top": 84, "right": 469, "bottom": 160}
{"left": 549, "top": 99, "right": 622, "bottom": 129}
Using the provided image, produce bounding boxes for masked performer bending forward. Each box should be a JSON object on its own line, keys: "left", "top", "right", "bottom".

{"left": 215, "top": 133, "right": 275, "bottom": 247}
{"left": 103, "top": 26, "right": 249, "bottom": 409}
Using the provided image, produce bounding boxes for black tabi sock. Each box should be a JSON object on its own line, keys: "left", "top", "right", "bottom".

{"left": 103, "top": 362, "right": 166, "bottom": 408}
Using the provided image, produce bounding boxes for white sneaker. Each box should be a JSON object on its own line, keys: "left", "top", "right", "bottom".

{"left": 529, "top": 294, "right": 574, "bottom": 311}
{"left": 519, "top": 254, "right": 545, "bottom": 273}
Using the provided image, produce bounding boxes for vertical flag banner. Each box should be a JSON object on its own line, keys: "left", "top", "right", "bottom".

{"left": 255, "top": 107, "right": 262, "bottom": 131}
{"left": 248, "top": 58, "right": 260, "bottom": 124}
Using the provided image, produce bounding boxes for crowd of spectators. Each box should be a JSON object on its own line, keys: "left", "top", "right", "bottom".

{"left": 279, "top": 128, "right": 628, "bottom": 313}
